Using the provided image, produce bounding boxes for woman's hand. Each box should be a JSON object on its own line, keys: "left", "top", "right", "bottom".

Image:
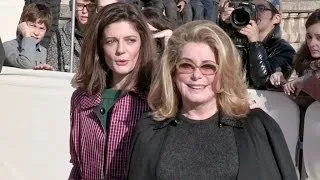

{"left": 283, "top": 76, "right": 305, "bottom": 96}
{"left": 153, "top": 29, "right": 173, "bottom": 45}
{"left": 219, "top": 1, "right": 234, "bottom": 23}
{"left": 177, "top": 1, "right": 186, "bottom": 12}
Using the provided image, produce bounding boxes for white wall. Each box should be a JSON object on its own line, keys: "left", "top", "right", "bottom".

{"left": 0, "top": 1, "right": 24, "bottom": 42}
{"left": 0, "top": 67, "right": 75, "bottom": 180}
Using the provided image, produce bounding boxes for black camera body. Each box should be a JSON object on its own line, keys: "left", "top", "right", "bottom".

{"left": 230, "top": 0, "right": 257, "bottom": 29}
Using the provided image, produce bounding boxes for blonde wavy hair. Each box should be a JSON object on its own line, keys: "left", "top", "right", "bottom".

{"left": 148, "top": 20, "right": 250, "bottom": 120}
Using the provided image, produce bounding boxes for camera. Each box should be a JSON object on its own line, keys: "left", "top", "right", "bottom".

{"left": 230, "top": 0, "right": 257, "bottom": 29}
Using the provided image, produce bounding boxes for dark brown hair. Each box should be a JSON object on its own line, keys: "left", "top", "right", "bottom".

{"left": 76, "top": 2, "right": 156, "bottom": 95}
{"left": 141, "top": 7, "right": 173, "bottom": 32}
{"left": 20, "top": 3, "right": 52, "bottom": 30}
{"left": 294, "top": 9, "right": 320, "bottom": 76}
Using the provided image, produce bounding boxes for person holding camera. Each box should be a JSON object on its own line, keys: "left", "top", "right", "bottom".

{"left": 219, "top": 0, "right": 295, "bottom": 90}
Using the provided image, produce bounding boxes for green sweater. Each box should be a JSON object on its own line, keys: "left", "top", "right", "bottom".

{"left": 101, "top": 88, "right": 120, "bottom": 130}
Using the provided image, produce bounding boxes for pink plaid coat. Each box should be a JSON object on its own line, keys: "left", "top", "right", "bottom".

{"left": 69, "top": 88, "right": 149, "bottom": 180}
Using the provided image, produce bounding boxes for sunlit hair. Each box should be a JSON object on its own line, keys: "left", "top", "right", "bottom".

{"left": 76, "top": 2, "right": 156, "bottom": 95}
{"left": 20, "top": 3, "right": 52, "bottom": 30}
{"left": 148, "top": 20, "right": 250, "bottom": 120}
{"left": 294, "top": 9, "right": 320, "bottom": 76}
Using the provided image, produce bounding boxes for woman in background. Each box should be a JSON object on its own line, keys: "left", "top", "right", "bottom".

{"left": 46, "top": 0, "right": 96, "bottom": 72}
{"left": 282, "top": 9, "right": 320, "bottom": 101}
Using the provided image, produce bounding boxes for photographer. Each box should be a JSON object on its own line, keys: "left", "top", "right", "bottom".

{"left": 219, "top": 0, "right": 295, "bottom": 90}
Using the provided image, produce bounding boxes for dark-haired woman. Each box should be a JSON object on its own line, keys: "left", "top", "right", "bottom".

{"left": 68, "top": 3, "right": 156, "bottom": 179}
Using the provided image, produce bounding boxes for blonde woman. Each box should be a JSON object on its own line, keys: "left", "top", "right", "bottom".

{"left": 128, "top": 20, "right": 297, "bottom": 180}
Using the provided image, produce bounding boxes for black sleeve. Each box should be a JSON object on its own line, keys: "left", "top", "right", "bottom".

{"left": 248, "top": 41, "right": 295, "bottom": 89}
{"left": 127, "top": 112, "right": 154, "bottom": 180}
{"left": 0, "top": 38, "right": 5, "bottom": 72}
{"left": 127, "top": 112, "right": 168, "bottom": 180}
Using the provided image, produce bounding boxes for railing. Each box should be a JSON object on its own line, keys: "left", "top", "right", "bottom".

{"left": 281, "top": 10, "right": 315, "bottom": 50}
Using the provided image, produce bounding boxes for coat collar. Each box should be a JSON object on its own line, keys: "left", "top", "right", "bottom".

{"left": 263, "top": 25, "right": 281, "bottom": 43}
{"left": 79, "top": 91, "right": 102, "bottom": 109}
{"left": 153, "top": 111, "right": 244, "bottom": 130}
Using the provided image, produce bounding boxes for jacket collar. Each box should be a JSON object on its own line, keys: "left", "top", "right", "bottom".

{"left": 153, "top": 111, "right": 244, "bottom": 130}
{"left": 263, "top": 25, "right": 281, "bottom": 43}
{"left": 79, "top": 91, "right": 102, "bottom": 109}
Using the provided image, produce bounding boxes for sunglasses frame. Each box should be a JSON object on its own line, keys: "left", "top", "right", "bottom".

{"left": 175, "top": 60, "right": 219, "bottom": 75}
{"left": 75, "top": 3, "right": 97, "bottom": 12}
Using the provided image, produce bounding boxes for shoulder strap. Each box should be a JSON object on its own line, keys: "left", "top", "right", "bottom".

{"left": 55, "top": 30, "right": 66, "bottom": 72}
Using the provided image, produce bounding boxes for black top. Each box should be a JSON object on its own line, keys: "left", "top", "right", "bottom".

{"left": 128, "top": 108, "right": 298, "bottom": 180}
{"left": 157, "top": 113, "right": 238, "bottom": 180}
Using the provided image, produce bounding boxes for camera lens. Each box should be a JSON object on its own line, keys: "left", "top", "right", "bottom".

{"left": 231, "top": 9, "right": 251, "bottom": 27}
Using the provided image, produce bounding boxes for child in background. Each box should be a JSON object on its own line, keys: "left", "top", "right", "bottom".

{"left": 3, "top": 3, "right": 52, "bottom": 69}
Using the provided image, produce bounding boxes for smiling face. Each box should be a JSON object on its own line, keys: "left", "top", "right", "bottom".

{"left": 306, "top": 22, "right": 320, "bottom": 59}
{"left": 102, "top": 21, "right": 141, "bottom": 80}
{"left": 175, "top": 42, "right": 219, "bottom": 107}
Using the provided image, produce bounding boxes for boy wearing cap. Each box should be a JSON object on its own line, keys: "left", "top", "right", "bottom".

{"left": 219, "top": 0, "right": 295, "bottom": 89}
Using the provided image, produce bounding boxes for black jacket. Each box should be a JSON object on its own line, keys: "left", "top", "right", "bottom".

{"left": 128, "top": 108, "right": 298, "bottom": 180}
{"left": 220, "top": 21, "right": 295, "bottom": 89}
{"left": 247, "top": 27, "right": 295, "bottom": 89}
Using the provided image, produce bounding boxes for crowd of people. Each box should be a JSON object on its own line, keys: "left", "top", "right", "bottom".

{"left": 0, "top": 0, "right": 319, "bottom": 179}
